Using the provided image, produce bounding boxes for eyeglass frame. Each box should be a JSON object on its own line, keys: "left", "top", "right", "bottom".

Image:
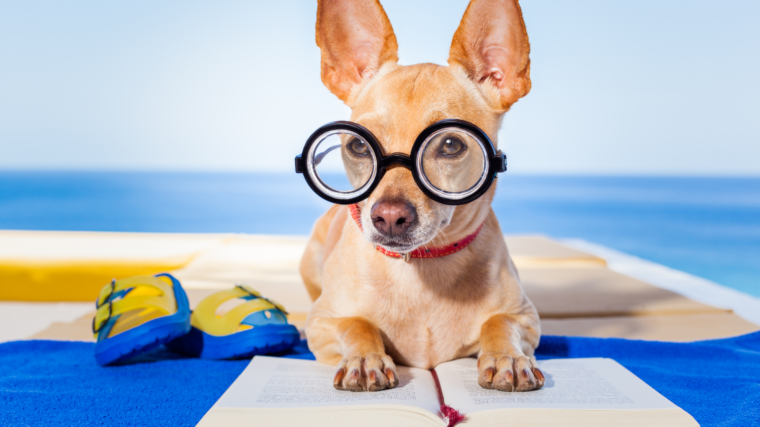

{"left": 294, "top": 119, "right": 507, "bottom": 206}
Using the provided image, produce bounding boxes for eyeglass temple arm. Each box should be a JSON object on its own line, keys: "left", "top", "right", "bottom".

{"left": 294, "top": 143, "right": 341, "bottom": 174}
{"left": 493, "top": 152, "right": 507, "bottom": 174}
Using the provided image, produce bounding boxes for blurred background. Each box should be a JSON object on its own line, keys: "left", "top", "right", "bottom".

{"left": 1, "top": 0, "right": 758, "bottom": 295}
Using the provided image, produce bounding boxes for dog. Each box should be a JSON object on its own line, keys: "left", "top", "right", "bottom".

{"left": 300, "top": 0, "right": 543, "bottom": 392}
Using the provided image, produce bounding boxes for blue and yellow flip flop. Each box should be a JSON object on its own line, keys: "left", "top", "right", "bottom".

{"left": 93, "top": 273, "right": 191, "bottom": 366}
{"left": 166, "top": 285, "right": 299, "bottom": 359}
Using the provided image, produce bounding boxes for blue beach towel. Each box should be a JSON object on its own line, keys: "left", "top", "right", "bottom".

{"left": 1, "top": 333, "right": 758, "bottom": 426}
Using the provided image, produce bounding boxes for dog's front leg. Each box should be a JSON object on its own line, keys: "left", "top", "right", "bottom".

{"left": 307, "top": 316, "right": 399, "bottom": 392}
{"left": 478, "top": 313, "right": 545, "bottom": 392}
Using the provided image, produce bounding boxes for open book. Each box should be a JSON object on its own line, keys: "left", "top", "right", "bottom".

{"left": 198, "top": 356, "right": 698, "bottom": 427}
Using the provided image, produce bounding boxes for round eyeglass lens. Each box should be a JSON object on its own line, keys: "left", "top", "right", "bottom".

{"left": 308, "top": 130, "right": 376, "bottom": 198}
{"left": 418, "top": 128, "right": 488, "bottom": 198}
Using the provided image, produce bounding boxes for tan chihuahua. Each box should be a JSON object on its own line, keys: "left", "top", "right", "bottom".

{"left": 299, "top": 0, "right": 543, "bottom": 392}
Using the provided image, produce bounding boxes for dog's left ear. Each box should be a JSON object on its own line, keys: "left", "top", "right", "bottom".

{"left": 316, "top": 0, "right": 399, "bottom": 104}
{"left": 449, "top": 0, "right": 531, "bottom": 111}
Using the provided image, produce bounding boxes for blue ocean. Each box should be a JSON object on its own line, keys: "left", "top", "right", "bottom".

{"left": 1, "top": 172, "right": 758, "bottom": 297}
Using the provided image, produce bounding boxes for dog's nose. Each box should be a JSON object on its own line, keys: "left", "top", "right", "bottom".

{"left": 370, "top": 200, "right": 416, "bottom": 237}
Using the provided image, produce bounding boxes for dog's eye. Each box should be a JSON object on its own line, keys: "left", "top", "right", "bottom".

{"left": 346, "top": 138, "right": 369, "bottom": 157}
{"left": 439, "top": 136, "right": 466, "bottom": 157}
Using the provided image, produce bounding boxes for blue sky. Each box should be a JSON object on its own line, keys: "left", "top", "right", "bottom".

{"left": 1, "top": 0, "right": 758, "bottom": 175}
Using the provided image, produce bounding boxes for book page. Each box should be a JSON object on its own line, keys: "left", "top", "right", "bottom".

{"left": 210, "top": 356, "right": 440, "bottom": 415}
{"left": 435, "top": 358, "right": 678, "bottom": 414}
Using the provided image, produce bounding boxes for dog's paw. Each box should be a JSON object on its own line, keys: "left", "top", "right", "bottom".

{"left": 477, "top": 353, "right": 545, "bottom": 392}
{"left": 333, "top": 353, "right": 399, "bottom": 392}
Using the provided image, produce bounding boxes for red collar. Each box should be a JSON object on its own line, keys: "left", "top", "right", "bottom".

{"left": 348, "top": 204, "right": 484, "bottom": 261}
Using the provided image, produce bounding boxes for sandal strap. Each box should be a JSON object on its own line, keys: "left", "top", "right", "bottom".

{"left": 234, "top": 284, "right": 288, "bottom": 314}
{"left": 96, "top": 275, "right": 173, "bottom": 307}
{"left": 93, "top": 275, "right": 177, "bottom": 333}
{"left": 191, "top": 285, "right": 287, "bottom": 336}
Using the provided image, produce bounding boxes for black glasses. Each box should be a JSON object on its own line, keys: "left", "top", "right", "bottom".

{"left": 295, "top": 119, "right": 506, "bottom": 205}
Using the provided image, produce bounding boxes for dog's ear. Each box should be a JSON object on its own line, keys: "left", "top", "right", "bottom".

{"left": 316, "top": 0, "right": 398, "bottom": 103}
{"left": 449, "top": 0, "right": 531, "bottom": 110}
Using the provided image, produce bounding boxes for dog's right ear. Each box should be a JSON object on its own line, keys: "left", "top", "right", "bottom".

{"left": 316, "top": 0, "right": 398, "bottom": 103}
{"left": 449, "top": 0, "right": 531, "bottom": 111}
